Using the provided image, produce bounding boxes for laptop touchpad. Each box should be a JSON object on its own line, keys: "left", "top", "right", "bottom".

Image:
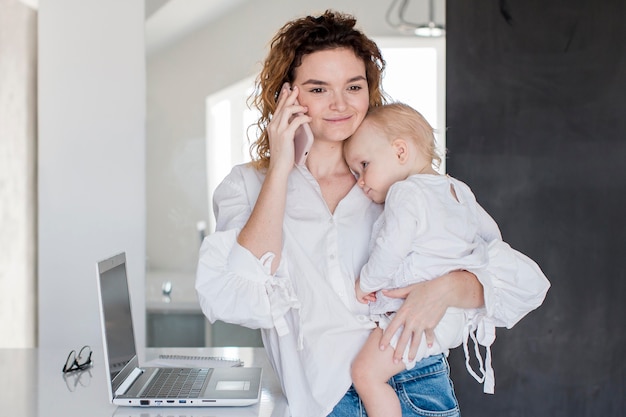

{"left": 216, "top": 380, "right": 251, "bottom": 391}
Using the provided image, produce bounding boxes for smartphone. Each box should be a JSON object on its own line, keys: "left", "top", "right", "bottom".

{"left": 294, "top": 121, "right": 314, "bottom": 166}
{"left": 285, "top": 83, "right": 314, "bottom": 165}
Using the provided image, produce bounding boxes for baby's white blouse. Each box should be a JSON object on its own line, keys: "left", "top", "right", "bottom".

{"left": 361, "top": 174, "right": 502, "bottom": 309}
{"left": 195, "top": 163, "right": 550, "bottom": 417}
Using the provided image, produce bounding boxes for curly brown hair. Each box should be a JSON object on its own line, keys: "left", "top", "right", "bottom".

{"left": 248, "top": 10, "right": 387, "bottom": 169}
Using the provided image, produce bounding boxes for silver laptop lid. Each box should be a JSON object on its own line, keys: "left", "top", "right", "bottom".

{"left": 96, "top": 252, "right": 140, "bottom": 400}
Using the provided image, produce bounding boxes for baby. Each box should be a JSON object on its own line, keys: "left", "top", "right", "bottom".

{"left": 344, "top": 103, "right": 501, "bottom": 417}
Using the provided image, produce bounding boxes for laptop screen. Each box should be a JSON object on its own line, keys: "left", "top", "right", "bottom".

{"left": 98, "top": 254, "right": 137, "bottom": 380}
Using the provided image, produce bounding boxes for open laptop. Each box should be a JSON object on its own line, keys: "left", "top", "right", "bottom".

{"left": 96, "top": 252, "right": 262, "bottom": 407}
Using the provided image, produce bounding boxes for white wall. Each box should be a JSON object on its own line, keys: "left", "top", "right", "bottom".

{"left": 0, "top": 0, "right": 37, "bottom": 348}
{"left": 38, "top": 0, "right": 146, "bottom": 350}
{"left": 146, "top": 0, "right": 446, "bottom": 272}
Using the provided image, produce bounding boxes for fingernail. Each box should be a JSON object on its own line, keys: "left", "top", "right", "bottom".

{"left": 379, "top": 345, "right": 385, "bottom": 351}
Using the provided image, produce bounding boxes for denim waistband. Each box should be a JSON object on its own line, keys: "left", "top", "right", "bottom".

{"left": 390, "top": 353, "right": 448, "bottom": 384}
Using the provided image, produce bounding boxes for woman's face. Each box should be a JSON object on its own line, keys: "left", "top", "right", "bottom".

{"left": 291, "top": 48, "right": 370, "bottom": 145}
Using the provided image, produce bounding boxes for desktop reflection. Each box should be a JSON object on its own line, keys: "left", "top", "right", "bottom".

{"left": 62, "top": 367, "right": 92, "bottom": 392}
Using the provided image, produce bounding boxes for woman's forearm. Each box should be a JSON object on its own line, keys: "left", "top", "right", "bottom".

{"left": 237, "top": 167, "right": 289, "bottom": 273}
{"left": 443, "top": 270, "right": 485, "bottom": 309}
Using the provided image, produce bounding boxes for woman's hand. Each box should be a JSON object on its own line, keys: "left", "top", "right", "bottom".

{"left": 266, "top": 83, "right": 312, "bottom": 172}
{"left": 379, "top": 270, "right": 484, "bottom": 363}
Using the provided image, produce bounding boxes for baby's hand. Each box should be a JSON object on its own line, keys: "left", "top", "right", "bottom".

{"left": 355, "top": 278, "right": 377, "bottom": 304}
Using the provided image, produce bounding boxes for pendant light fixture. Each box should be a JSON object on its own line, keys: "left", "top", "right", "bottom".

{"left": 386, "top": 0, "right": 446, "bottom": 37}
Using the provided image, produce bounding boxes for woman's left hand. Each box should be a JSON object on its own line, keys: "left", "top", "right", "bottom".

{"left": 379, "top": 279, "right": 448, "bottom": 363}
{"left": 379, "top": 270, "right": 483, "bottom": 364}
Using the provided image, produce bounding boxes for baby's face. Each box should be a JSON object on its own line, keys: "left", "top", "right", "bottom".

{"left": 344, "top": 123, "right": 405, "bottom": 204}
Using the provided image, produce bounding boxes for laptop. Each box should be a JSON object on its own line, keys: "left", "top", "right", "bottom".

{"left": 96, "top": 252, "right": 262, "bottom": 407}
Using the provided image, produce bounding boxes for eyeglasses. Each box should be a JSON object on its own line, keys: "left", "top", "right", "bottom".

{"left": 62, "top": 345, "right": 93, "bottom": 373}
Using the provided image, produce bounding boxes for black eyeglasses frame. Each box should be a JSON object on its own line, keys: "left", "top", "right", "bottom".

{"left": 62, "top": 345, "right": 93, "bottom": 373}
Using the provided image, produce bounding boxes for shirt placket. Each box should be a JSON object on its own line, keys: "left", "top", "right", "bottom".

{"left": 326, "top": 216, "right": 349, "bottom": 306}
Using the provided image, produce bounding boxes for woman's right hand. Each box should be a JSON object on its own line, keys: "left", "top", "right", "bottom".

{"left": 266, "top": 83, "right": 312, "bottom": 173}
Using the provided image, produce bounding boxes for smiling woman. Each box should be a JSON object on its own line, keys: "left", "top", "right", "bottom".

{"left": 193, "top": 8, "right": 547, "bottom": 417}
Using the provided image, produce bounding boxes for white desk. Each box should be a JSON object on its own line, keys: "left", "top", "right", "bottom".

{"left": 0, "top": 347, "right": 289, "bottom": 417}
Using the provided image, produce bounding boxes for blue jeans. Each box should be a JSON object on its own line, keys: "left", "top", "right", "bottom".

{"left": 327, "top": 354, "right": 460, "bottom": 417}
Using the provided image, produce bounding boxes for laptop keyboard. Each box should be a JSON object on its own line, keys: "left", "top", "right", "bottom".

{"left": 141, "top": 368, "right": 210, "bottom": 398}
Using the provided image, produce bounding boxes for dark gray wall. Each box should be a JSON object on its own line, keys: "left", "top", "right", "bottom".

{"left": 445, "top": 0, "right": 626, "bottom": 416}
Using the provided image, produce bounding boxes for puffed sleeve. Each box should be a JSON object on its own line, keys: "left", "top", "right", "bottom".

{"left": 470, "top": 239, "right": 550, "bottom": 329}
{"left": 195, "top": 165, "right": 300, "bottom": 332}
{"left": 196, "top": 228, "right": 274, "bottom": 328}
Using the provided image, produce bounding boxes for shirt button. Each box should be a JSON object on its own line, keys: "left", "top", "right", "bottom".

{"left": 329, "top": 254, "right": 335, "bottom": 260}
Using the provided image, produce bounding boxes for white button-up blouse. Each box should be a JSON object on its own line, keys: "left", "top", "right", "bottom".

{"left": 195, "top": 163, "right": 550, "bottom": 417}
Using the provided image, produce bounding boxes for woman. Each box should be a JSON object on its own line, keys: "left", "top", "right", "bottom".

{"left": 196, "top": 10, "right": 549, "bottom": 417}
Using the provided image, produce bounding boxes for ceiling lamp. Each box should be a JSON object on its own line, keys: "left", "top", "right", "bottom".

{"left": 386, "top": 0, "right": 446, "bottom": 37}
